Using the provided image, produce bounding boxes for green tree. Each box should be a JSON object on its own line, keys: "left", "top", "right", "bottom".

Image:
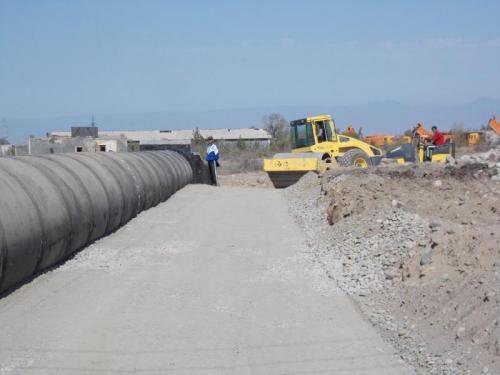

{"left": 449, "top": 123, "right": 468, "bottom": 146}
{"left": 191, "top": 128, "right": 206, "bottom": 156}
{"left": 263, "top": 113, "right": 290, "bottom": 151}
{"left": 0, "top": 137, "right": 9, "bottom": 145}
{"left": 236, "top": 136, "right": 247, "bottom": 151}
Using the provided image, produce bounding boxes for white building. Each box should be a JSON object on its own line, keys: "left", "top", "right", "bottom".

{"left": 50, "top": 128, "right": 272, "bottom": 148}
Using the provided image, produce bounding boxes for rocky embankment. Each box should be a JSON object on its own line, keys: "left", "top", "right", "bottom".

{"left": 285, "top": 148, "right": 500, "bottom": 374}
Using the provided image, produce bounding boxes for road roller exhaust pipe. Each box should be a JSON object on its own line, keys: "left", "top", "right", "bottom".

{"left": 0, "top": 150, "right": 193, "bottom": 294}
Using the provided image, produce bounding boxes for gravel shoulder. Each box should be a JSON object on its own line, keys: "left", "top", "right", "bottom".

{"left": 283, "top": 150, "right": 500, "bottom": 375}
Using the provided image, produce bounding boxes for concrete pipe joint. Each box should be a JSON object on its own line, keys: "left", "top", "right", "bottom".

{"left": 0, "top": 151, "right": 192, "bottom": 294}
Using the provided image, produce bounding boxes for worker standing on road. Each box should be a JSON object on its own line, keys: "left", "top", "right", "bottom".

{"left": 425, "top": 126, "right": 446, "bottom": 160}
{"left": 206, "top": 136, "right": 219, "bottom": 186}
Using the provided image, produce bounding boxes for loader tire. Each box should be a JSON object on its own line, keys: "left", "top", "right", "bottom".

{"left": 338, "top": 149, "right": 372, "bottom": 168}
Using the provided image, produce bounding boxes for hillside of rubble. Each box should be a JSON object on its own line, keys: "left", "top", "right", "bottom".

{"left": 282, "top": 148, "right": 500, "bottom": 374}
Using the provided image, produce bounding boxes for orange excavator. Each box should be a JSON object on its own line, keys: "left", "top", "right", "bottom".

{"left": 462, "top": 116, "right": 499, "bottom": 145}
{"left": 344, "top": 125, "right": 401, "bottom": 147}
{"left": 358, "top": 124, "right": 434, "bottom": 148}
{"left": 489, "top": 116, "right": 500, "bottom": 135}
{"left": 363, "top": 134, "right": 397, "bottom": 146}
{"left": 463, "top": 116, "right": 500, "bottom": 145}
{"left": 412, "top": 123, "right": 432, "bottom": 140}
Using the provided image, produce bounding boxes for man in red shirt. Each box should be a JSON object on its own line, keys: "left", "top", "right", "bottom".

{"left": 425, "top": 126, "right": 446, "bottom": 160}
{"left": 431, "top": 126, "right": 446, "bottom": 146}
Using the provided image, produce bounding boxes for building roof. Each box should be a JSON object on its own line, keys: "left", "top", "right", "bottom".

{"left": 191, "top": 128, "right": 271, "bottom": 140}
{"left": 51, "top": 128, "right": 272, "bottom": 142}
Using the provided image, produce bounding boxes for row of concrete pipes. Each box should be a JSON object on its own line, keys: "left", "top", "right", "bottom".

{"left": 0, "top": 151, "right": 193, "bottom": 294}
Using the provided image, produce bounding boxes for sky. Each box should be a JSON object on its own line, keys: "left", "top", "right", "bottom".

{"left": 1, "top": 0, "right": 499, "bottom": 120}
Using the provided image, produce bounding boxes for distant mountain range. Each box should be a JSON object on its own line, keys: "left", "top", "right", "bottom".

{"left": 2, "top": 97, "right": 499, "bottom": 144}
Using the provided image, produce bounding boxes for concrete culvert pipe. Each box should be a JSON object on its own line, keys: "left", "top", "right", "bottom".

{"left": 0, "top": 150, "right": 192, "bottom": 294}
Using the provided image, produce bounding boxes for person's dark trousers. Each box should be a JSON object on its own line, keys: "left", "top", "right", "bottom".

{"left": 425, "top": 145, "right": 436, "bottom": 161}
{"left": 208, "top": 160, "right": 218, "bottom": 186}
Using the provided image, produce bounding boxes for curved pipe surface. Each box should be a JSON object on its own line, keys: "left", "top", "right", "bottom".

{"left": 0, "top": 150, "right": 192, "bottom": 294}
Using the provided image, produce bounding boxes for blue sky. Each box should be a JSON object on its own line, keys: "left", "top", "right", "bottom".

{"left": 1, "top": 0, "right": 499, "bottom": 119}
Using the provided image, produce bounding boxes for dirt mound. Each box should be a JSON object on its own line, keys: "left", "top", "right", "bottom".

{"left": 284, "top": 153, "right": 500, "bottom": 374}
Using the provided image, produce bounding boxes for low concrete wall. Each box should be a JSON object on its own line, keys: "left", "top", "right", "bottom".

{"left": 29, "top": 137, "right": 128, "bottom": 155}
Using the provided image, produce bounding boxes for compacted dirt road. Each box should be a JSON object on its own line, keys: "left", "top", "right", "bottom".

{"left": 0, "top": 185, "right": 413, "bottom": 374}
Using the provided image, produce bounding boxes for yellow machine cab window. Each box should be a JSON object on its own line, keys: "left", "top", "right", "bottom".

{"left": 290, "top": 119, "right": 315, "bottom": 148}
{"left": 314, "top": 120, "right": 328, "bottom": 143}
{"left": 324, "top": 120, "right": 333, "bottom": 141}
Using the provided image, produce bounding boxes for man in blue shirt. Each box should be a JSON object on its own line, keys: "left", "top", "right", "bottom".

{"left": 206, "top": 136, "right": 219, "bottom": 186}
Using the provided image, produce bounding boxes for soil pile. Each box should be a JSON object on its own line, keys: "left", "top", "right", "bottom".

{"left": 285, "top": 150, "right": 500, "bottom": 374}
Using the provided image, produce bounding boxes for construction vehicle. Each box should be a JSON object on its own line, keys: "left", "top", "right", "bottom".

{"left": 465, "top": 132, "right": 482, "bottom": 145}
{"left": 263, "top": 115, "right": 383, "bottom": 188}
{"left": 412, "top": 123, "right": 431, "bottom": 140}
{"left": 364, "top": 134, "right": 397, "bottom": 147}
{"left": 263, "top": 114, "right": 455, "bottom": 188}
{"left": 489, "top": 116, "right": 500, "bottom": 135}
{"left": 385, "top": 121, "right": 456, "bottom": 164}
{"left": 384, "top": 139, "right": 454, "bottom": 164}
{"left": 412, "top": 122, "right": 454, "bottom": 143}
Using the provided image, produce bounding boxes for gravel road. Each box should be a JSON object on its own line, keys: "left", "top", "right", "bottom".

{"left": 0, "top": 185, "right": 413, "bottom": 374}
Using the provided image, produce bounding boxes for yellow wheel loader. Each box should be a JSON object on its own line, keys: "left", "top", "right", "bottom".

{"left": 263, "top": 115, "right": 384, "bottom": 188}
{"left": 263, "top": 114, "right": 455, "bottom": 188}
